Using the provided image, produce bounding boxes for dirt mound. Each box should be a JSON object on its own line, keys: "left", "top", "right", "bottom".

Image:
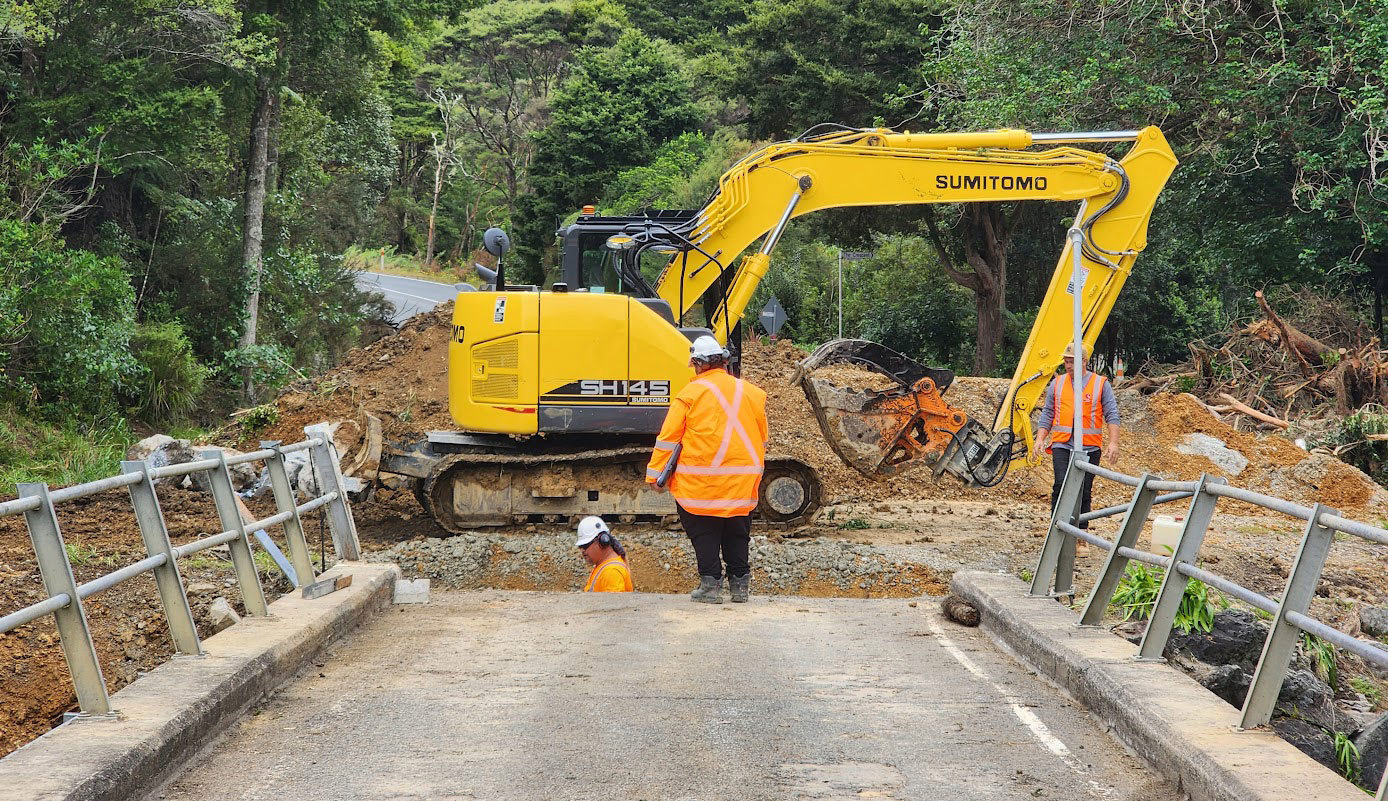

{"left": 223, "top": 307, "right": 1388, "bottom": 520}
{"left": 0, "top": 485, "right": 291, "bottom": 758}
{"left": 744, "top": 337, "right": 1388, "bottom": 517}
{"left": 231, "top": 301, "right": 457, "bottom": 448}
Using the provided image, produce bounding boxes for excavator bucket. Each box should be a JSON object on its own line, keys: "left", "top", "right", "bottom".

{"left": 794, "top": 339, "right": 1011, "bottom": 483}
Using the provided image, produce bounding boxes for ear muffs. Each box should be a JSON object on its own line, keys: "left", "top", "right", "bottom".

{"left": 597, "top": 530, "right": 612, "bottom": 546}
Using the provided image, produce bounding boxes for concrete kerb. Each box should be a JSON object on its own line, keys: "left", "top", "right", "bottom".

{"left": 951, "top": 570, "right": 1364, "bottom": 801}
{"left": 0, "top": 561, "right": 400, "bottom": 801}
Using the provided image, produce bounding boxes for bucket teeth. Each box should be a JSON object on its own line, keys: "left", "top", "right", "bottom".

{"left": 796, "top": 339, "right": 972, "bottom": 477}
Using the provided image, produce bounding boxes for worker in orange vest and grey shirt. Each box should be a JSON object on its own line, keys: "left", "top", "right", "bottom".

{"left": 647, "top": 335, "right": 768, "bottom": 604}
{"left": 575, "top": 516, "right": 633, "bottom": 592}
{"left": 1032, "top": 343, "right": 1120, "bottom": 528}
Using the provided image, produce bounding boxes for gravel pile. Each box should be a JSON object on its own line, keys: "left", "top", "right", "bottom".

{"left": 365, "top": 531, "right": 947, "bottom": 598}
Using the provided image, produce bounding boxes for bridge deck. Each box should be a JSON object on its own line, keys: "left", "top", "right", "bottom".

{"left": 151, "top": 591, "right": 1177, "bottom": 801}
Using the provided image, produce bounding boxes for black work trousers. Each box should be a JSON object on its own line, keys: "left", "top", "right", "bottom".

{"left": 678, "top": 506, "right": 751, "bottom": 580}
{"left": 1050, "top": 447, "right": 1100, "bottom": 529}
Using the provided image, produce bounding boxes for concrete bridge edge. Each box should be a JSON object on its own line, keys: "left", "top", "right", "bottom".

{"left": 0, "top": 562, "right": 401, "bottom": 801}
{"left": 952, "top": 570, "right": 1366, "bottom": 801}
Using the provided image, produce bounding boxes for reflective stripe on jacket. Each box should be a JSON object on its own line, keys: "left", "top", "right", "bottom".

{"left": 1049, "top": 373, "right": 1107, "bottom": 450}
{"left": 646, "top": 368, "right": 769, "bottom": 518}
{"left": 584, "top": 556, "right": 633, "bottom": 592}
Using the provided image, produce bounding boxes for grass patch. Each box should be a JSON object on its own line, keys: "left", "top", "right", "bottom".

{"left": 64, "top": 540, "right": 113, "bottom": 567}
{"left": 0, "top": 407, "right": 133, "bottom": 489}
{"left": 1349, "top": 676, "right": 1382, "bottom": 705}
{"left": 838, "top": 518, "right": 870, "bottom": 530}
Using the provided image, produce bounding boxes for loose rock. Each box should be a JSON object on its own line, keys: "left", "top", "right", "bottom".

{"left": 1360, "top": 606, "right": 1388, "bottom": 638}
{"left": 206, "top": 597, "right": 241, "bottom": 634}
{"left": 941, "top": 595, "right": 979, "bottom": 627}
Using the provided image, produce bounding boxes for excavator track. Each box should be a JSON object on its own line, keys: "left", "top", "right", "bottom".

{"left": 412, "top": 443, "right": 821, "bottom": 534}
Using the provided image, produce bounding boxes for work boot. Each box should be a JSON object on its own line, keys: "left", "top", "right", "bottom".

{"left": 690, "top": 575, "right": 724, "bottom": 604}
{"left": 730, "top": 574, "right": 750, "bottom": 603}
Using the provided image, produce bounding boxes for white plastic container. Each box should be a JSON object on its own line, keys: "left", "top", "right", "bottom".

{"left": 1151, "top": 514, "right": 1185, "bottom": 554}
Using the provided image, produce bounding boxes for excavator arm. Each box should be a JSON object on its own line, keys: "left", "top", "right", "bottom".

{"left": 618, "top": 125, "right": 1176, "bottom": 483}
{"left": 588, "top": 125, "right": 1176, "bottom": 483}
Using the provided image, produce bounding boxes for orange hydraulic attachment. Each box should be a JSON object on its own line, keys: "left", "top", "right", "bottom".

{"left": 793, "top": 340, "right": 1007, "bottom": 482}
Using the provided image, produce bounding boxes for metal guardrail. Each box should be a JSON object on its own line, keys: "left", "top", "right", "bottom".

{"left": 1030, "top": 455, "right": 1388, "bottom": 799}
{"left": 0, "top": 424, "right": 360, "bottom": 718}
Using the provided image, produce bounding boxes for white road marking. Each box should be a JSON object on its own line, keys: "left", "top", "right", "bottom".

{"left": 928, "top": 618, "right": 1114, "bottom": 798}
{"left": 360, "top": 271, "right": 455, "bottom": 289}
{"left": 377, "top": 286, "right": 450, "bottom": 304}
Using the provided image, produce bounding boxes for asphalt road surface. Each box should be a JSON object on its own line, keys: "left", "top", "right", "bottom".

{"left": 356, "top": 271, "right": 457, "bottom": 323}
{"left": 150, "top": 592, "right": 1178, "bottom": 801}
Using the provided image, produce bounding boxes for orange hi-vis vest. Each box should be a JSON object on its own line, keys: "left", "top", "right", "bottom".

{"left": 584, "top": 556, "right": 633, "bottom": 592}
{"left": 646, "top": 368, "right": 769, "bottom": 518}
{"left": 1050, "top": 372, "right": 1108, "bottom": 450}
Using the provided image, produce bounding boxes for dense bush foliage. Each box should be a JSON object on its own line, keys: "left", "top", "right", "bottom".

{"left": 2, "top": 0, "right": 1385, "bottom": 441}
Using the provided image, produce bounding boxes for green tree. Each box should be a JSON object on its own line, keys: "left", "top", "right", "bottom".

{"left": 726, "top": 0, "right": 936, "bottom": 138}
{"left": 516, "top": 29, "right": 702, "bottom": 281}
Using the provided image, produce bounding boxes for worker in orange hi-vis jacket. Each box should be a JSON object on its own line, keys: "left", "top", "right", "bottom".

{"left": 1032, "top": 342, "right": 1121, "bottom": 529}
{"left": 575, "top": 516, "right": 633, "bottom": 593}
{"left": 647, "top": 335, "right": 768, "bottom": 604}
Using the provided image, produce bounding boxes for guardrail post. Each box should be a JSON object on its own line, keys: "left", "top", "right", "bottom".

{"left": 17, "top": 483, "right": 112, "bottom": 715}
{"left": 199, "top": 449, "right": 269, "bottom": 616}
{"left": 1029, "top": 454, "right": 1086, "bottom": 597}
{"left": 1239, "top": 503, "right": 1336, "bottom": 729}
{"left": 304, "top": 423, "right": 361, "bottom": 561}
{"left": 260, "top": 440, "right": 315, "bottom": 587}
{"left": 121, "top": 462, "right": 202, "bottom": 655}
{"left": 1079, "top": 473, "right": 1157, "bottom": 626}
{"left": 1136, "top": 473, "right": 1224, "bottom": 661}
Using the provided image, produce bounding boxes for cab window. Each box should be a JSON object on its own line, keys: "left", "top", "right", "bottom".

{"left": 579, "top": 233, "right": 622, "bottom": 293}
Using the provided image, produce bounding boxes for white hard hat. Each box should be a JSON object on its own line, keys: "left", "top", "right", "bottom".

{"left": 574, "top": 515, "right": 610, "bottom": 547}
{"left": 689, "top": 335, "right": 728, "bottom": 361}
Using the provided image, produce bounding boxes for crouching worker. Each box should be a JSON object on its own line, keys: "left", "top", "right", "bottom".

{"left": 646, "top": 335, "right": 768, "bottom": 604}
{"left": 576, "top": 516, "right": 633, "bottom": 592}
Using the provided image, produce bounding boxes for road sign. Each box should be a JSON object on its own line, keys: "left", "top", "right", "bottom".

{"left": 759, "top": 296, "right": 787, "bottom": 337}
{"left": 840, "top": 251, "right": 874, "bottom": 261}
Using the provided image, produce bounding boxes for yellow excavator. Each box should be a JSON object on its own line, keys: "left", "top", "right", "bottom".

{"left": 385, "top": 124, "right": 1177, "bottom": 532}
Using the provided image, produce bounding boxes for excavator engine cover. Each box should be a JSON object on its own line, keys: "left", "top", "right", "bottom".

{"left": 795, "top": 339, "right": 1009, "bottom": 483}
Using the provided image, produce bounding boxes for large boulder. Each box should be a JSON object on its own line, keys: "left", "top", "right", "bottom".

{"left": 1166, "top": 609, "right": 1269, "bottom": 669}
{"left": 1198, "top": 663, "right": 1250, "bottom": 708}
{"left": 1189, "top": 662, "right": 1341, "bottom": 732}
{"left": 1276, "top": 668, "right": 1341, "bottom": 732}
{"left": 126, "top": 435, "right": 198, "bottom": 485}
{"left": 1355, "top": 712, "right": 1388, "bottom": 790}
{"left": 1270, "top": 716, "right": 1337, "bottom": 772}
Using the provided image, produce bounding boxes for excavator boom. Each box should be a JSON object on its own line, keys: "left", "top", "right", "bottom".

{"left": 599, "top": 125, "right": 1176, "bottom": 480}
{"left": 433, "top": 124, "right": 1177, "bottom": 530}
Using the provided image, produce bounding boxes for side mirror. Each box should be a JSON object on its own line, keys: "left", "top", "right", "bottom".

{"left": 475, "top": 263, "right": 498, "bottom": 284}
{"left": 483, "top": 228, "right": 511, "bottom": 257}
